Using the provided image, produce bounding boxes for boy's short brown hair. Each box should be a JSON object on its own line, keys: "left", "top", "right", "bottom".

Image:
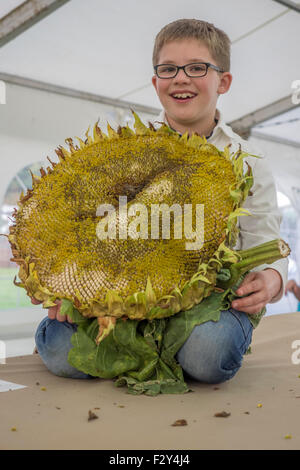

{"left": 152, "top": 18, "right": 231, "bottom": 72}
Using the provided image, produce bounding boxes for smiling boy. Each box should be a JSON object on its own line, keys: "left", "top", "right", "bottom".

{"left": 33, "top": 18, "right": 288, "bottom": 385}
{"left": 149, "top": 19, "right": 288, "bottom": 382}
{"left": 152, "top": 37, "right": 228, "bottom": 138}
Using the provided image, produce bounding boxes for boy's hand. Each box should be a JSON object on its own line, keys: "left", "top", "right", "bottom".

{"left": 31, "top": 297, "right": 74, "bottom": 323}
{"left": 231, "top": 269, "right": 282, "bottom": 315}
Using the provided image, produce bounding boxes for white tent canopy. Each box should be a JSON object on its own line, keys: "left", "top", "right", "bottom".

{"left": 0, "top": 0, "right": 299, "bottom": 118}
{"left": 0, "top": 1, "right": 299, "bottom": 185}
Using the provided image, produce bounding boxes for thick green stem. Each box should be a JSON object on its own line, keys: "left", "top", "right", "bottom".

{"left": 217, "top": 239, "right": 290, "bottom": 289}
{"left": 237, "top": 239, "right": 286, "bottom": 260}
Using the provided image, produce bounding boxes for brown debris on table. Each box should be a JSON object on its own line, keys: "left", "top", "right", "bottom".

{"left": 214, "top": 411, "right": 231, "bottom": 418}
{"left": 88, "top": 410, "right": 98, "bottom": 421}
{"left": 171, "top": 419, "right": 188, "bottom": 426}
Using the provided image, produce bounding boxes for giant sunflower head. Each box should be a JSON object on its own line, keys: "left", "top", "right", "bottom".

{"left": 8, "top": 111, "right": 255, "bottom": 339}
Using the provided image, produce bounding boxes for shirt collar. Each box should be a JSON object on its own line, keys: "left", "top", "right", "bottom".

{"left": 153, "top": 108, "right": 235, "bottom": 141}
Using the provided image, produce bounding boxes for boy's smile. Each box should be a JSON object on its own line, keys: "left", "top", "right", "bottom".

{"left": 152, "top": 39, "right": 232, "bottom": 137}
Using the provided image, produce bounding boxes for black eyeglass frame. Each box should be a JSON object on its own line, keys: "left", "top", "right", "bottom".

{"left": 154, "top": 62, "right": 224, "bottom": 79}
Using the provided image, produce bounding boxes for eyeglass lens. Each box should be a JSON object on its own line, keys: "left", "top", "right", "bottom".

{"left": 156, "top": 63, "right": 207, "bottom": 78}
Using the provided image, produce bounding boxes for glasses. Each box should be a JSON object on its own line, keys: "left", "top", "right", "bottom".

{"left": 154, "top": 62, "right": 224, "bottom": 79}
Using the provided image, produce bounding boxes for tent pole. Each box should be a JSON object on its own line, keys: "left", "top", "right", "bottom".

{"left": 0, "top": 0, "right": 71, "bottom": 48}
{"left": 0, "top": 72, "right": 161, "bottom": 116}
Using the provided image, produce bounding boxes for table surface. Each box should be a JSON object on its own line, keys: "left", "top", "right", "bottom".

{"left": 0, "top": 312, "right": 300, "bottom": 450}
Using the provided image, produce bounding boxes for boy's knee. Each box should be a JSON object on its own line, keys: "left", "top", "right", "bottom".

{"left": 177, "top": 342, "right": 240, "bottom": 384}
{"left": 35, "top": 317, "right": 76, "bottom": 353}
{"left": 175, "top": 313, "right": 251, "bottom": 384}
{"left": 35, "top": 317, "right": 91, "bottom": 379}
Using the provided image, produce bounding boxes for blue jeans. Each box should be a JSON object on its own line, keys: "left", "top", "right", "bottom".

{"left": 35, "top": 308, "right": 253, "bottom": 383}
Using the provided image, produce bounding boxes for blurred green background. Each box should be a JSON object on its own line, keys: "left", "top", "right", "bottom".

{"left": 0, "top": 267, "right": 32, "bottom": 309}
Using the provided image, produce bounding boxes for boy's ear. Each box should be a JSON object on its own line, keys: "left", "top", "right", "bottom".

{"left": 217, "top": 72, "right": 233, "bottom": 95}
{"left": 152, "top": 75, "right": 158, "bottom": 93}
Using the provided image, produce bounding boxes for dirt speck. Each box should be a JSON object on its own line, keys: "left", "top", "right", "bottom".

{"left": 214, "top": 411, "right": 231, "bottom": 418}
{"left": 171, "top": 419, "right": 188, "bottom": 426}
{"left": 88, "top": 410, "right": 98, "bottom": 421}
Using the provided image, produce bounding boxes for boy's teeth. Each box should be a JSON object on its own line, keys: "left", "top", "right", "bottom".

{"left": 173, "top": 93, "right": 195, "bottom": 98}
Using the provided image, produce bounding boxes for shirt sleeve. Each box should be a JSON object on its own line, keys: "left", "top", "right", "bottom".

{"left": 237, "top": 154, "right": 289, "bottom": 303}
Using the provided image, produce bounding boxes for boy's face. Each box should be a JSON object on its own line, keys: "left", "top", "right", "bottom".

{"left": 152, "top": 39, "right": 232, "bottom": 133}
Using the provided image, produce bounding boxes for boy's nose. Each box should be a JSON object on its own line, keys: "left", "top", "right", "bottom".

{"left": 174, "top": 68, "right": 191, "bottom": 82}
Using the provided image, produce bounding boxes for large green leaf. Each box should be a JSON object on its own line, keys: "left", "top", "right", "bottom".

{"left": 67, "top": 287, "right": 247, "bottom": 395}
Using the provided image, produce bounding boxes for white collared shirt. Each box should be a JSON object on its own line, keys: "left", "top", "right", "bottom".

{"left": 152, "top": 108, "right": 288, "bottom": 303}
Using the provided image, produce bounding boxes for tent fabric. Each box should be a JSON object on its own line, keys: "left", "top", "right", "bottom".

{"left": 0, "top": 0, "right": 299, "bottom": 121}
{"left": 1, "top": 312, "right": 300, "bottom": 450}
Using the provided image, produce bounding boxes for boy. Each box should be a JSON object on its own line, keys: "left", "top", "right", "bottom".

{"left": 33, "top": 18, "right": 288, "bottom": 383}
